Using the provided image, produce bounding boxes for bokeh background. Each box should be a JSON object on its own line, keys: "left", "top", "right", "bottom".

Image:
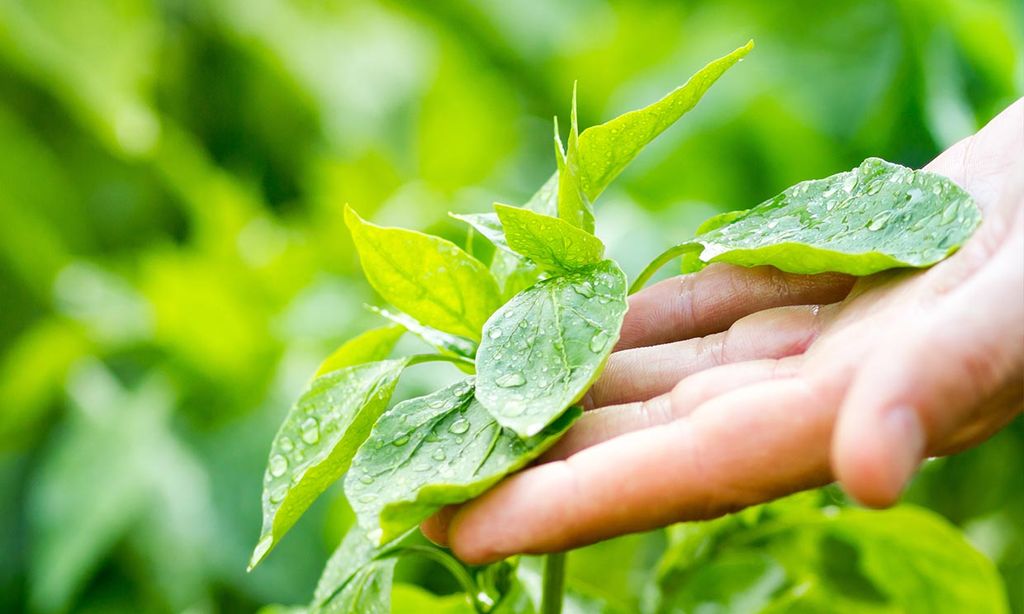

{"left": 0, "top": 0, "right": 1021, "bottom": 612}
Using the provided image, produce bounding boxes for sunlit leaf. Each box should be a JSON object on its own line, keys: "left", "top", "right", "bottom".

{"left": 345, "top": 379, "right": 580, "bottom": 544}
{"left": 345, "top": 206, "right": 501, "bottom": 341}
{"left": 476, "top": 260, "right": 628, "bottom": 436}
{"left": 311, "top": 526, "right": 396, "bottom": 614}
{"left": 494, "top": 204, "right": 605, "bottom": 273}
{"left": 314, "top": 325, "right": 404, "bottom": 378}
{"left": 251, "top": 359, "right": 408, "bottom": 569}
{"left": 367, "top": 306, "right": 476, "bottom": 360}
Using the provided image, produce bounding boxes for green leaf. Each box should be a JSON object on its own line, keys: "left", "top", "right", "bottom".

{"left": 367, "top": 306, "right": 477, "bottom": 360}
{"left": 553, "top": 87, "right": 595, "bottom": 232}
{"left": 314, "top": 325, "right": 404, "bottom": 378}
{"left": 494, "top": 204, "right": 605, "bottom": 273}
{"left": 345, "top": 206, "right": 502, "bottom": 341}
{"left": 633, "top": 158, "right": 982, "bottom": 291}
{"left": 391, "top": 584, "right": 475, "bottom": 614}
{"left": 476, "top": 259, "right": 628, "bottom": 436}
{"left": 345, "top": 379, "right": 581, "bottom": 545}
{"left": 311, "top": 525, "right": 396, "bottom": 614}
{"left": 576, "top": 40, "right": 754, "bottom": 201}
{"left": 250, "top": 359, "right": 408, "bottom": 569}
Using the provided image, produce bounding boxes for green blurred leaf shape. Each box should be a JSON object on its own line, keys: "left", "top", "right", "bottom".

{"left": 346, "top": 206, "right": 501, "bottom": 342}
{"left": 345, "top": 379, "right": 580, "bottom": 545}
{"left": 367, "top": 306, "right": 477, "bottom": 360}
{"left": 310, "top": 526, "right": 396, "bottom": 614}
{"left": 475, "top": 260, "right": 627, "bottom": 437}
{"left": 494, "top": 204, "right": 606, "bottom": 273}
{"left": 391, "top": 584, "right": 475, "bottom": 614}
{"left": 449, "top": 212, "right": 513, "bottom": 254}
{"left": 251, "top": 359, "right": 408, "bottom": 569}
{"left": 314, "top": 325, "right": 404, "bottom": 378}
{"left": 636, "top": 158, "right": 981, "bottom": 289}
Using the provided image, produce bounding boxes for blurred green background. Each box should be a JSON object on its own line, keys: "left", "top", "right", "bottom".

{"left": 0, "top": 0, "right": 1021, "bottom": 612}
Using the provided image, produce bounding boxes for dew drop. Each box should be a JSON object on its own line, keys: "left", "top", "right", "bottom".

{"left": 269, "top": 454, "right": 288, "bottom": 477}
{"left": 269, "top": 485, "right": 287, "bottom": 504}
{"left": 278, "top": 437, "right": 294, "bottom": 453}
{"left": 393, "top": 434, "right": 411, "bottom": 447}
{"left": 358, "top": 494, "right": 378, "bottom": 503}
{"left": 867, "top": 214, "right": 889, "bottom": 231}
{"left": 866, "top": 180, "right": 884, "bottom": 195}
{"left": 449, "top": 418, "right": 471, "bottom": 434}
{"left": 432, "top": 449, "right": 447, "bottom": 461}
{"left": 428, "top": 398, "right": 447, "bottom": 409}
{"left": 488, "top": 327, "right": 503, "bottom": 339}
{"left": 573, "top": 281, "right": 596, "bottom": 298}
{"left": 589, "top": 331, "right": 610, "bottom": 352}
{"left": 359, "top": 474, "right": 374, "bottom": 484}
{"left": 495, "top": 372, "right": 526, "bottom": 388}
{"left": 300, "top": 418, "right": 320, "bottom": 445}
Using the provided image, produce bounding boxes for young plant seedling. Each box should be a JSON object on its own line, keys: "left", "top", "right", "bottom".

{"left": 249, "top": 39, "right": 980, "bottom": 613}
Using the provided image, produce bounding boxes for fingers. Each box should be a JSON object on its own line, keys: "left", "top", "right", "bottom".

{"left": 421, "top": 505, "right": 458, "bottom": 546}
{"left": 552, "top": 358, "right": 800, "bottom": 460}
{"left": 832, "top": 213, "right": 1024, "bottom": 507}
{"left": 448, "top": 377, "right": 838, "bottom": 564}
{"left": 617, "top": 264, "right": 854, "bottom": 350}
{"left": 586, "top": 305, "right": 822, "bottom": 408}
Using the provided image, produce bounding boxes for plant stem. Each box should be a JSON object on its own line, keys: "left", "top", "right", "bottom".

{"left": 382, "top": 545, "right": 491, "bottom": 612}
{"left": 408, "top": 352, "right": 476, "bottom": 372}
{"left": 628, "top": 243, "right": 702, "bottom": 294}
{"left": 540, "top": 552, "right": 567, "bottom": 614}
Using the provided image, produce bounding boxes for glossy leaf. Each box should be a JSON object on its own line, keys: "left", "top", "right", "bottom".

{"left": 633, "top": 157, "right": 982, "bottom": 291}
{"left": 449, "top": 212, "right": 513, "bottom": 254}
{"left": 314, "top": 325, "right": 404, "bottom": 377}
{"left": 494, "top": 204, "right": 605, "bottom": 273}
{"left": 476, "top": 259, "right": 628, "bottom": 436}
{"left": 576, "top": 40, "right": 754, "bottom": 201}
{"left": 391, "top": 584, "right": 475, "bottom": 614}
{"left": 345, "top": 379, "right": 581, "bottom": 544}
{"left": 311, "top": 526, "right": 395, "bottom": 614}
{"left": 367, "top": 306, "right": 477, "bottom": 360}
{"left": 345, "top": 206, "right": 501, "bottom": 341}
{"left": 250, "top": 359, "right": 408, "bottom": 569}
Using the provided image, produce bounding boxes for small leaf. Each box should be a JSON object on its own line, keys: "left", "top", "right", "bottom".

{"left": 633, "top": 158, "right": 982, "bottom": 291}
{"left": 494, "top": 204, "right": 605, "bottom": 273}
{"left": 311, "top": 525, "right": 396, "bottom": 614}
{"left": 367, "top": 306, "right": 477, "bottom": 360}
{"left": 345, "top": 206, "right": 501, "bottom": 341}
{"left": 554, "top": 86, "right": 595, "bottom": 232}
{"left": 345, "top": 379, "right": 580, "bottom": 544}
{"left": 476, "top": 259, "right": 628, "bottom": 436}
{"left": 250, "top": 359, "right": 408, "bottom": 569}
{"left": 314, "top": 325, "right": 404, "bottom": 377}
{"left": 577, "top": 40, "right": 754, "bottom": 201}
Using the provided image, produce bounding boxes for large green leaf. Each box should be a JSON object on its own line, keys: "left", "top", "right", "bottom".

{"left": 250, "top": 359, "right": 408, "bottom": 569}
{"left": 634, "top": 158, "right": 981, "bottom": 290}
{"left": 494, "top": 204, "right": 605, "bottom": 273}
{"left": 576, "top": 40, "right": 754, "bottom": 202}
{"left": 345, "top": 379, "right": 580, "bottom": 545}
{"left": 345, "top": 206, "right": 501, "bottom": 341}
{"left": 311, "top": 526, "right": 395, "bottom": 614}
{"left": 314, "top": 325, "right": 404, "bottom": 378}
{"left": 475, "top": 260, "right": 628, "bottom": 437}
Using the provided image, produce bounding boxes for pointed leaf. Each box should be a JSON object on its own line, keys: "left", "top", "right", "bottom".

{"left": 476, "top": 260, "right": 628, "bottom": 436}
{"left": 314, "top": 325, "right": 404, "bottom": 377}
{"left": 346, "top": 379, "right": 581, "bottom": 544}
{"left": 554, "top": 88, "right": 595, "bottom": 232}
{"left": 577, "top": 41, "right": 754, "bottom": 201}
{"left": 345, "top": 206, "right": 501, "bottom": 341}
{"left": 494, "top": 204, "right": 605, "bottom": 273}
{"left": 251, "top": 359, "right": 408, "bottom": 569}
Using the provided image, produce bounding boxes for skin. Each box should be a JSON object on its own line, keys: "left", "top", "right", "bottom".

{"left": 424, "top": 99, "right": 1024, "bottom": 564}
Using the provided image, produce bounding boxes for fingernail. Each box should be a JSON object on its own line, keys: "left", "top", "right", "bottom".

{"left": 881, "top": 406, "right": 925, "bottom": 497}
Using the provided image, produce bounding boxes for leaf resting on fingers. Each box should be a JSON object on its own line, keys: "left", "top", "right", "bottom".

{"left": 476, "top": 259, "right": 628, "bottom": 436}
{"left": 345, "top": 379, "right": 580, "bottom": 545}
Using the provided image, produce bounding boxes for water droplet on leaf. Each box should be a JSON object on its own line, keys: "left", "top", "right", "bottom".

{"left": 300, "top": 418, "right": 319, "bottom": 444}
{"left": 495, "top": 372, "right": 526, "bottom": 388}
{"left": 393, "top": 434, "right": 410, "bottom": 446}
{"left": 269, "top": 454, "right": 288, "bottom": 477}
{"left": 589, "top": 331, "right": 610, "bottom": 352}
{"left": 448, "top": 418, "right": 470, "bottom": 434}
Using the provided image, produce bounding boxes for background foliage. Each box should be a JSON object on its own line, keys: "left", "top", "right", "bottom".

{"left": 0, "top": 0, "right": 1020, "bottom": 612}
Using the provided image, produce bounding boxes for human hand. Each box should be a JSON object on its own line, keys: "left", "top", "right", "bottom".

{"left": 423, "top": 99, "right": 1024, "bottom": 564}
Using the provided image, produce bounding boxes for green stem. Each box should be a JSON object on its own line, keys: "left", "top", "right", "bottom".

{"left": 628, "top": 243, "right": 702, "bottom": 295}
{"left": 380, "top": 545, "right": 491, "bottom": 612}
{"left": 540, "top": 552, "right": 567, "bottom": 614}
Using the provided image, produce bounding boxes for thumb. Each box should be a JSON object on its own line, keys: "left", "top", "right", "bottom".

{"left": 832, "top": 218, "right": 1024, "bottom": 507}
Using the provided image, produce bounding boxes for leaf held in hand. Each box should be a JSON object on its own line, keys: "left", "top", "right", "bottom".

{"left": 476, "top": 259, "right": 628, "bottom": 436}
{"left": 311, "top": 525, "right": 396, "bottom": 613}
{"left": 345, "top": 379, "right": 581, "bottom": 545}
{"left": 250, "top": 359, "right": 407, "bottom": 569}
{"left": 345, "top": 206, "right": 501, "bottom": 341}
{"left": 494, "top": 204, "right": 606, "bottom": 273}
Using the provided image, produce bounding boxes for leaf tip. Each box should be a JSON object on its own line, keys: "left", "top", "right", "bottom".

{"left": 248, "top": 533, "right": 274, "bottom": 572}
